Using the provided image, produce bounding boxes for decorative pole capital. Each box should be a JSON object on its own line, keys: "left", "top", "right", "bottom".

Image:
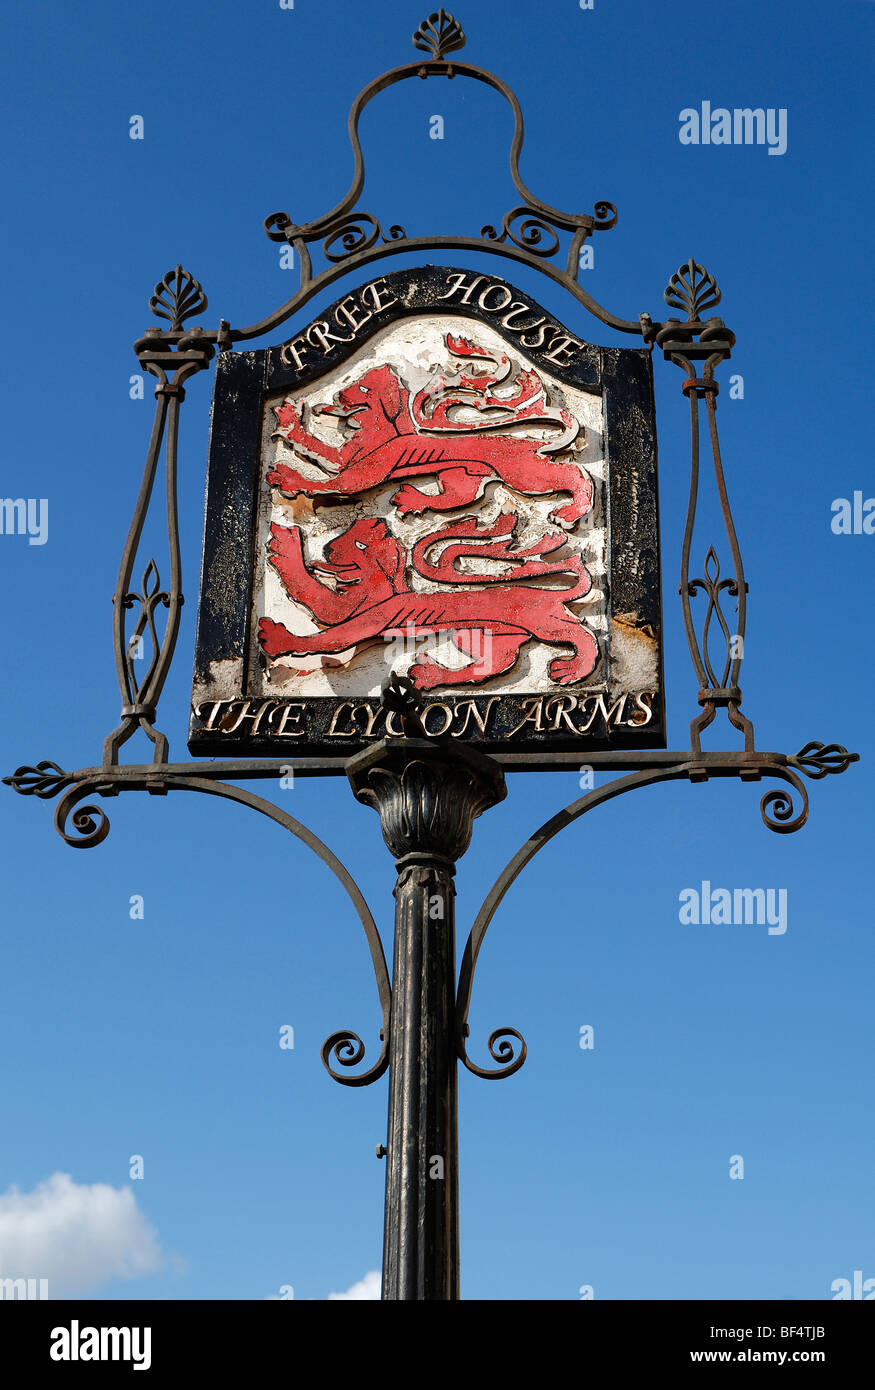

{"left": 347, "top": 740, "right": 506, "bottom": 866}
{"left": 654, "top": 259, "right": 735, "bottom": 364}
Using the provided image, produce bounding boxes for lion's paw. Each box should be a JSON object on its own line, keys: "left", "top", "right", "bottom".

{"left": 548, "top": 657, "right": 590, "bottom": 685}
{"left": 274, "top": 401, "right": 303, "bottom": 432}
{"left": 258, "top": 618, "right": 294, "bottom": 657}
{"left": 267, "top": 466, "right": 308, "bottom": 496}
{"left": 549, "top": 503, "right": 584, "bottom": 528}
{"left": 391, "top": 485, "right": 428, "bottom": 515}
{"left": 408, "top": 659, "right": 447, "bottom": 691}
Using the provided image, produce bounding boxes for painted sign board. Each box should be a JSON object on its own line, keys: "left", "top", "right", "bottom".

{"left": 189, "top": 266, "right": 663, "bottom": 766}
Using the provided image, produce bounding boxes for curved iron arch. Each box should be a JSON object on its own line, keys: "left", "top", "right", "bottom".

{"left": 252, "top": 52, "right": 628, "bottom": 344}
{"left": 456, "top": 755, "right": 828, "bottom": 1077}
{"left": 47, "top": 770, "right": 392, "bottom": 1087}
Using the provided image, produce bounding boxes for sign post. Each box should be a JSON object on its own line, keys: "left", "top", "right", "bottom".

{"left": 350, "top": 735, "right": 506, "bottom": 1300}
{"left": 4, "top": 11, "right": 857, "bottom": 1300}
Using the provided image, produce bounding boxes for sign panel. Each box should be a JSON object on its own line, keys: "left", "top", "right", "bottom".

{"left": 189, "top": 266, "right": 663, "bottom": 766}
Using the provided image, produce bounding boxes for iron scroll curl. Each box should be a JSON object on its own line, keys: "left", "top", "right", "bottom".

{"left": 2, "top": 6, "right": 860, "bottom": 1125}
{"left": 456, "top": 745, "right": 857, "bottom": 1071}
{"left": 255, "top": 32, "right": 633, "bottom": 343}
{"left": 456, "top": 764, "right": 698, "bottom": 1071}
{"left": 9, "top": 768, "right": 392, "bottom": 1087}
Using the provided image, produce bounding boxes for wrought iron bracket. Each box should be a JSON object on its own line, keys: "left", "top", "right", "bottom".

{"left": 454, "top": 742, "right": 858, "bottom": 1076}
{"left": 5, "top": 740, "right": 858, "bottom": 1091}
{"left": 120, "top": 13, "right": 665, "bottom": 358}
{"left": 2, "top": 10, "right": 861, "bottom": 1095}
{"left": 2, "top": 758, "right": 390, "bottom": 1088}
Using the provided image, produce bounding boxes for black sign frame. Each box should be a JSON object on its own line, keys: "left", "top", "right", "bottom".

{"left": 188, "top": 264, "right": 664, "bottom": 767}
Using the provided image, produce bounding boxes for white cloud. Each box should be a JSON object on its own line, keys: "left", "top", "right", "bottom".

{"left": 328, "top": 1269, "right": 381, "bottom": 1300}
{"left": 0, "top": 1172, "right": 163, "bottom": 1294}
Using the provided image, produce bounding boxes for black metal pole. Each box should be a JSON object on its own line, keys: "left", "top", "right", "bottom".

{"left": 348, "top": 738, "right": 506, "bottom": 1300}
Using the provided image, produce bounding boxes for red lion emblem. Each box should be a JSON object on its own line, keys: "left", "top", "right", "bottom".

{"left": 258, "top": 513, "right": 598, "bottom": 689}
{"left": 267, "top": 335, "right": 593, "bottom": 527}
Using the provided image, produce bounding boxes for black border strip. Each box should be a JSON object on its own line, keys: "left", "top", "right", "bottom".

{"left": 189, "top": 267, "right": 664, "bottom": 766}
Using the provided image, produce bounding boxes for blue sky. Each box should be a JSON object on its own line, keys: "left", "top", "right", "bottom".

{"left": 0, "top": 0, "right": 872, "bottom": 1300}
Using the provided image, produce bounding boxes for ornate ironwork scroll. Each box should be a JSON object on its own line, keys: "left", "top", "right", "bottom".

{"left": 104, "top": 266, "right": 214, "bottom": 767}
{"left": 456, "top": 738, "right": 858, "bottom": 1071}
{"left": 3, "top": 10, "right": 859, "bottom": 1117}
{"left": 644, "top": 259, "right": 752, "bottom": 750}
{"left": 252, "top": 13, "right": 626, "bottom": 341}
{"left": 5, "top": 757, "right": 391, "bottom": 1085}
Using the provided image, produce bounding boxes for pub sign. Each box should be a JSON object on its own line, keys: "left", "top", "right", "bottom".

{"left": 189, "top": 265, "right": 663, "bottom": 766}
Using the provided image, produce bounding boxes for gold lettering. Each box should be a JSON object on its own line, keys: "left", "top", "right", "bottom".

{"left": 541, "top": 332, "right": 583, "bottom": 366}
{"left": 519, "top": 321, "right": 548, "bottom": 349}
{"left": 438, "top": 271, "right": 486, "bottom": 304}
{"left": 250, "top": 699, "right": 279, "bottom": 735}
{"left": 194, "top": 700, "right": 225, "bottom": 731}
{"left": 270, "top": 702, "right": 306, "bottom": 736}
{"left": 576, "top": 693, "right": 627, "bottom": 732}
{"left": 335, "top": 295, "right": 373, "bottom": 334}
{"left": 453, "top": 696, "right": 499, "bottom": 736}
{"left": 628, "top": 691, "right": 654, "bottom": 727}
{"left": 351, "top": 702, "right": 384, "bottom": 738}
{"left": 545, "top": 694, "right": 579, "bottom": 731}
{"left": 360, "top": 278, "right": 399, "bottom": 313}
{"left": 422, "top": 702, "right": 453, "bottom": 736}
{"left": 597, "top": 693, "right": 627, "bottom": 726}
{"left": 574, "top": 696, "right": 600, "bottom": 732}
{"left": 280, "top": 336, "right": 309, "bottom": 370}
{"left": 307, "top": 320, "right": 354, "bottom": 353}
{"left": 506, "top": 697, "right": 545, "bottom": 736}
{"left": 478, "top": 282, "right": 513, "bottom": 311}
{"left": 219, "top": 699, "right": 254, "bottom": 733}
{"left": 327, "top": 701, "right": 357, "bottom": 736}
{"left": 500, "top": 302, "right": 543, "bottom": 332}
{"left": 385, "top": 709, "right": 406, "bottom": 737}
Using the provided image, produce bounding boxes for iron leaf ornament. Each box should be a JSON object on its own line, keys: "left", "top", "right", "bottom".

{"left": 788, "top": 742, "right": 860, "bottom": 780}
{"left": 380, "top": 673, "right": 426, "bottom": 738}
{"left": 413, "top": 9, "right": 466, "bottom": 62}
{"left": 2, "top": 760, "right": 72, "bottom": 799}
{"left": 664, "top": 258, "right": 722, "bottom": 321}
{"left": 149, "top": 264, "right": 208, "bottom": 330}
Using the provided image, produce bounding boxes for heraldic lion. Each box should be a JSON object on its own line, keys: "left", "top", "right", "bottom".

{"left": 267, "top": 335, "right": 594, "bottom": 528}
{"left": 258, "top": 514, "right": 598, "bottom": 689}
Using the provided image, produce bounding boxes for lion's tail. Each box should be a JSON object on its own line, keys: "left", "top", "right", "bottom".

{"left": 412, "top": 513, "right": 589, "bottom": 595}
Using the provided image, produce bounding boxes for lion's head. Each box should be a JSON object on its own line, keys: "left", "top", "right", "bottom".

{"left": 313, "top": 365, "right": 405, "bottom": 428}
{"left": 310, "top": 517, "right": 405, "bottom": 589}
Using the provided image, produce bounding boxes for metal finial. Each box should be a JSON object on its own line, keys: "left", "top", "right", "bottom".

{"left": 413, "top": 10, "right": 466, "bottom": 61}
{"left": 663, "top": 259, "right": 721, "bottom": 322}
{"left": 149, "top": 264, "right": 208, "bottom": 330}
